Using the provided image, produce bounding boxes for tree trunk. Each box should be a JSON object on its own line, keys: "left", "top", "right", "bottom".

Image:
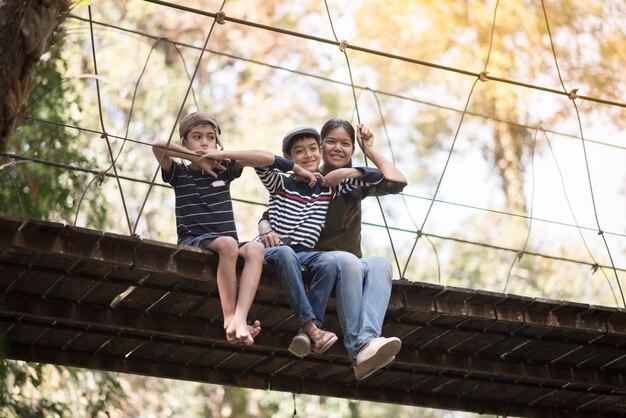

{"left": 0, "top": 0, "right": 70, "bottom": 151}
{"left": 494, "top": 121, "right": 527, "bottom": 214}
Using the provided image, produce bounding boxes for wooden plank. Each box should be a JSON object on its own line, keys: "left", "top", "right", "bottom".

{"left": 2, "top": 215, "right": 626, "bottom": 416}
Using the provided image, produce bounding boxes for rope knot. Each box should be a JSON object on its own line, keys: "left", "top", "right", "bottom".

{"left": 479, "top": 71, "right": 489, "bottom": 82}
{"left": 568, "top": 88, "right": 579, "bottom": 100}
{"left": 339, "top": 40, "right": 349, "bottom": 52}
{"left": 96, "top": 171, "right": 105, "bottom": 186}
{"left": 591, "top": 263, "right": 599, "bottom": 273}
{"left": 9, "top": 159, "right": 18, "bottom": 170}
{"left": 100, "top": 133, "right": 107, "bottom": 139}
{"left": 416, "top": 229, "right": 423, "bottom": 238}
{"left": 215, "top": 11, "right": 226, "bottom": 25}
{"left": 597, "top": 230, "right": 604, "bottom": 236}
{"left": 516, "top": 250, "right": 524, "bottom": 261}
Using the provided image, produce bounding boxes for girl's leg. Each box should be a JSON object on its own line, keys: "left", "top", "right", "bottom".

{"left": 234, "top": 241, "right": 265, "bottom": 344}
{"left": 357, "top": 256, "right": 393, "bottom": 347}
{"left": 204, "top": 236, "right": 244, "bottom": 343}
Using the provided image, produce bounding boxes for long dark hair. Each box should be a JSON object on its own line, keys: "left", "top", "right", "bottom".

{"left": 321, "top": 118, "right": 355, "bottom": 144}
{"left": 321, "top": 118, "right": 361, "bottom": 228}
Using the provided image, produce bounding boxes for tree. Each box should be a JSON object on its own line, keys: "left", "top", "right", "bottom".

{"left": 352, "top": 0, "right": 626, "bottom": 213}
{"left": 1, "top": 41, "right": 108, "bottom": 226}
{"left": 0, "top": 0, "right": 71, "bottom": 150}
{"left": 1, "top": 2, "right": 114, "bottom": 416}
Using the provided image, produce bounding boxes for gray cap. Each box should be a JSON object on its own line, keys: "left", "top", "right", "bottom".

{"left": 179, "top": 112, "right": 221, "bottom": 140}
{"left": 282, "top": 126, "right": 321, "bottom": 154}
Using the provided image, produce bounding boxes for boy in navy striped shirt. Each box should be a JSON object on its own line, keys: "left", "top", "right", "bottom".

{"left": 152, "top": 112, "right": 311, "bottom": 346}
{"left": 255, "top": 127, "right": 384, "bottom": 356}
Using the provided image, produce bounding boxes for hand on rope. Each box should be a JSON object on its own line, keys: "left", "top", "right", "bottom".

{"left": 257, "top": 220, "right": 283, "bottom": 248}
{"left": 355, "top": 123, "right": 374, "bottom": 156}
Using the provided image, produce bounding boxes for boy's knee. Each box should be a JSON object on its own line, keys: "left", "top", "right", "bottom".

{"left": 241, "top": 241, "right": 265, "bottom": 261}
{"left": 210, "top": 236, "right": 239, "bottom": 259}
{"left": 270, "top": 245, "right": 298, "bottom": 263}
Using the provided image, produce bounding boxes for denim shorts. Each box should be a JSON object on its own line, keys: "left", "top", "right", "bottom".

{"left": 178, "top": 233, "right": 222, "bottom": 248}
{"left": 179, "top": 233, "right": 248, "bottom": 249}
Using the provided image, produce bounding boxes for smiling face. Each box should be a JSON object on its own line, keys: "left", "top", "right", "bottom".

{"left": 182, "top": 123, "right": 219, "bottom": 152}
{"left": 321, "top": 126, "right": 355, "bottom": 171}
{"left": 285, "top": 136, "right": 321, "bottom": 172}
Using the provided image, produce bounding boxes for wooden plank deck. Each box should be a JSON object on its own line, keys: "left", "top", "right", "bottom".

{"left": 1, "top": 215, "right": 625, "bottom": 417}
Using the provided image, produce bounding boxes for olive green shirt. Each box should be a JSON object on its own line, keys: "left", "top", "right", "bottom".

{"left": 261, "top": 178, "right": 406, "bottom": 258}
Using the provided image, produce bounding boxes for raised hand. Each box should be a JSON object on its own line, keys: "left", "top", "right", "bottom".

{"left": 356, "top": 123, "right": 375, "bottom": 153}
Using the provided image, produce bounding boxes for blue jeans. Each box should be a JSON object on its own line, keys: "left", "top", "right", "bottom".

{"left": 310, "top": 252, "right": 392, "bottom": 359}
{"left": 264, "top": 247, "right": 392, "bottom": 358}
{"left": 263, "top": 247, "right": 337, "bottom": 328}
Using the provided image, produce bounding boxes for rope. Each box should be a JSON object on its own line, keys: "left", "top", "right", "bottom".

{"left": 16, "top": 108, "right": 626, "bottom": 245}
{"left": 362, "top": 221, "right": 626, "bottom": 274}
{"left": 132, "top": 0, "right": 228, "bottom": 235}
{"left": 64, "top": 14, "right": 626, "bottom": 154}
{"left": 401, "top": 77, "right": 480, "bottom": 279}
{"left": 403, "top": 0, "right": 502, "bottom": 279}
{"left": 3, "top": 149, "right": 624, "bottom": 278}
{"left": 541, "top": 129, "right": 619, "bottom": 306}
{"left": 7, "top": 172, "right": 25, "bottom": 219}
{"left": 142, "top": 0, "right": 626, "bottom": 109}
{"left": 86, "top": 6, "right": 134, "bottom": 234}
{"left": 323, "top": 0, "right": 403, "bottom": 278}
{"left": 10, "top": 123, "right": 626, "bottom": 244}
{"left": 540, "top": 0, "right": 624, "bottom": 307}
{"left": 75, "top": 36, "right": 165, "bottom": 226}
{"left": 354, "top": 87, "right": 431, "bottom": 280}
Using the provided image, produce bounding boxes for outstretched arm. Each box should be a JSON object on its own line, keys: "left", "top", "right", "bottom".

{"left": 152, "top": 139, "right": 224, "bottom": 176}
{"left": 357, "top": 124, "right": 407, "bottom": 185}
{"left": 318, "top": 167, "right": 367, "bottom": 187}
{"left": 200, "top": 149, "right": 275, "bottom": 167}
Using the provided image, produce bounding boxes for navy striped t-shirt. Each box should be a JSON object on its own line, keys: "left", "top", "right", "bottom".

{"left": 255, "top": 156, "right": 384, "bottom": 249}
{"left": 163, "top": 160, "right": 243, "bottom": 243}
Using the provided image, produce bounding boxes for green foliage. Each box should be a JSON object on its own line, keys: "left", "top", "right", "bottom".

{"left": 0, "top": 361, "right": 127, "bottom": 418}
{"left": 0, "top": 24, "right": 114, "bottom": 418}
{"left": 0, "top": 41, "right": 107, "bottom": 228}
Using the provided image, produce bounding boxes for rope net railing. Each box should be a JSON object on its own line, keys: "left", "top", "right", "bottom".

{"left": 1, "top": 1, "right": 624, "bottom": 308}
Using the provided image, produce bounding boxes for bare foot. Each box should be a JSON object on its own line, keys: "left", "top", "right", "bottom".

{"left": 225, "top": 330, "right": 238, "bottom": 344}
{"left": 224, "top": 321, "right": 237, "bottom": 344}
{"left": 226, "top": 319, "right": 253, "bottom": 345}
{"left": 224, "top": 316, "right": 236, "bottom": 343}
{"left": 249, "top": 320, "right": 261, "bottom": 339}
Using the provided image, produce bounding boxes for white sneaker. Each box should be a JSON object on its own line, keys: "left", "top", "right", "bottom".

{"left": 288, "top": 332, "right": 311, "bottom": 357}
{"left": 354, "top": 356, "right": 395, "bottom": 381}
{"left": 354, "top": 337, "right": 401, "bottom": 375}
